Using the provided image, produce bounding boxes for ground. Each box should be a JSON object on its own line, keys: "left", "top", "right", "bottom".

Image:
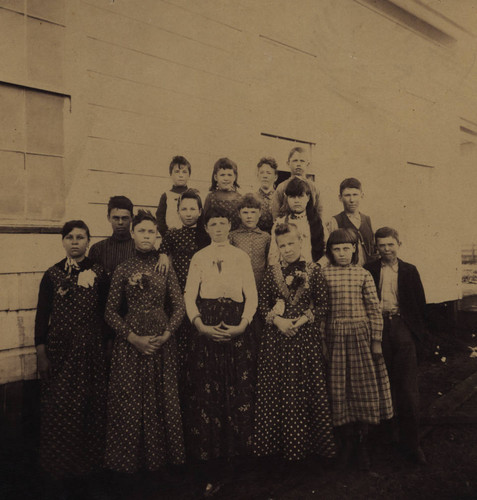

{"left": 2, "top": 310, "right": 477, "bottom": 500}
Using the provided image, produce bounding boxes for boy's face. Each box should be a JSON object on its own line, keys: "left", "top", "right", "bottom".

{"left": 108, "top": 208, "right": 133, "bottom": 238}
{"left": 339, "top": 188, "right": 363, "bottom": 214}
{"left": 376, "top": 236, "right": 400, "bottom": 264}
{"left": 131, "top": 220, "right": 158, "bottom": 252}
{"left": 206, "top": 217, "right": 231, "bottom": 243}
{"left": 239, "top": 207, "right": 260, "bottom": 229}
{"left": 276, "top": 230, "right": 302, "bottom": 263}
{"left": 171, "top": 164, "right": 190, "bottom": 187}
{"left": 287, "top": 193, "right": 309, "bottom": 214}
{"left": 257, "top": 164, "right": 277, "bottom": 189}
{"left": 287, "top": 152, "right": 309, "bottom": 177}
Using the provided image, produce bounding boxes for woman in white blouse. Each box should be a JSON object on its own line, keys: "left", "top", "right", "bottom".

{"left": 184, "top": 207, "right": 258, "bottom": 496}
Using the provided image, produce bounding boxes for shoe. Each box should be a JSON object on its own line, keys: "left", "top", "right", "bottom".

{"left": 413, "top": 447, "right": 428, "bottom": 465}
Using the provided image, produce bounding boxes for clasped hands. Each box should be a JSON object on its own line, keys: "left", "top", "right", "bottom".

{"left": 273, "top": 315, "right": 308, "bottom": 337}
{"left": 128, "top": 331, "right": 171, "bottom": 355}
{"left": 196, "top": 318, "right": 246, "bottom": 343}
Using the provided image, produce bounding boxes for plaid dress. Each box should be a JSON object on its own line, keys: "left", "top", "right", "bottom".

{"left": 321, "top": 265, "right": 393, "bottom": 426}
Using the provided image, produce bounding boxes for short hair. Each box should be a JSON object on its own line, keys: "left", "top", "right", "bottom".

{"left": 339, "top": 177, "right": 362, "bottom": 194}
{"left": 274, "top": 222, "right": 300, "bottom": 240}
{"left": 177, "top": 188, "right": 203, "bottom": 211}
{"left": 204, "top": 207, "right": 232, "bottom": 225}
{"left": 326, "top": 229, "right": 359, "bottom": 265}
{"left": 375, "top": 226, "right": 400, "bottom": 243}
{"left": 209, "top": 157, "right": 240, "bottom": 191}
{"left": 169, "top": 155, "right": 191, "bottom": 175}
{"left": 237, "top": 193, "right": 261, "bottom": 211}
{"left": 61, "top": 220, "right": 90, "bottom": 240}
{"left": 287, "top": 146, "right": 307, "bottom": 162}
{"left": 132, "top": 209, "right": 157, "bottom": 229}
{"left": 107, "top": 196, "right": 134, "bottom": 216}
{"left": 257, "top": 157, "right": 278, "bottom": 171}
{"left": 285, "top": 177, "right": 311, "bottom": 197}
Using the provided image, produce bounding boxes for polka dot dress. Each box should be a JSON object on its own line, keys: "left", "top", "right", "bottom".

{"left": 203, "top": 190, "right": 242, "bottom": 230}
{"left": 38, "top": 258, "right": 107, "bottom": 478}
{"left": 104, "top": 250, "right": 186, "bottom": 473}
{"left": 254, "top": 261, "right": 336, "bottom": 461}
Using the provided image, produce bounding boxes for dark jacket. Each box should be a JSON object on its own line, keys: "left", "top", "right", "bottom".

{"left": 364, "top": 258, "right": 428, "bottom": 342}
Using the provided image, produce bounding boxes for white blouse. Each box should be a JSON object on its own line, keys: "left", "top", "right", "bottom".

{"left": 184, "top": 242, "right": 258, "bottom": 324}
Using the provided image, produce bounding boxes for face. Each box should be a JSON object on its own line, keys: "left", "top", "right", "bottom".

{"left": 339, "top": 188, "right": 363, "bottom": 214}
{"left": 287, "top": 151, "right": 309, "bottom": 177}
{"left": 214, "top": 168, "right": 236, "bottom": 190}
{"left": 108, "top": 208, "right": 133, "bottom": 237}
{"left": 239, "top": 207, "right": 260, "bottom": 229}
{"left": 131, "top": 220, "right": 158, "bottom": 252}
{"left": 376, "top": 236, "right": 400, "bottom": 263}
{"left": 276, "top": 230, "right": 302, "bottom": 263}
{"left": 170, "top": 164, "right": 190, "bottom": 187}
{"left": 206, "top": 217, "right": 231, "bottom": 243}
{"left": 63, "top": 228, "right": 89, "bottom": 260}
{"left": 257, "top": 164, "right": 278, "bottom": 189}
{"left": 330, "top": 243, "right": 356, "bottom": 266}
{"left": 287, "top": 193, "right": 309, "bottom": 214}
{"left": 178, "top": 198, "right": 201, "bottom": 227}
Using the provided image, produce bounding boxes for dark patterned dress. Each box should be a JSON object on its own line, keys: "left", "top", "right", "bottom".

{"left": 104, "top": 250, "right": 185, "bottom": 473}
{"left": 254, "top": 260, "right": 336, "bottom": 460}
{"left": 203, "top": 190, "right": 242, "bottom": 230}
{"left": 321, "top": 265, "right": 393, "bottom": 426}
{"left": 34, "top": 257, "right": 107, "bottom": 478}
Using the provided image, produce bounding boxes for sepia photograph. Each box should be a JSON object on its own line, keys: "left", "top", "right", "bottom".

{"left": 1, "top": 1, "right": 477, "bottom": 498}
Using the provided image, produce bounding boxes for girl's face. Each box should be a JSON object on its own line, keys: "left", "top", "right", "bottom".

{"left": 276, "top": 230, "right": 302, "bottom": 263}
{"left": 131, "top": 220, "right": 158, "bottom": 252}
{"left": 214, "top": 168, "right": 236, "bottom": 191}
{"left": 206, "top": 217, "right": 231, "bottom": 243}
{"left": 287, "top": 193, "right": 309, "bottom": 214}
{"left": 178, "top": 198, "right": 201, "bottom": 227}
{"left": 63, "top": 228, "right": 89, "bottom": 260}
{"left": 331, "top": 243, "right": 355, "bottom": 266}
{"left": 170, "top": 164, "right": 190, "bottom": 187}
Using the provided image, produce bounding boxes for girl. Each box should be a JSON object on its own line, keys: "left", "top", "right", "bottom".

{"left": 254, "top": 223, "right": 335, "bottom": 462}
{"left": 203, "top": 157, "right": 242, "bottom": 231}
{"left": 268, "top": 177, "right": 326, "bottom": 266}
{"left": 35, "top": 220, "right": 107, "bottom": 483}
{"left": 321, "top": 229, "right": 393, "bottom": 470}
{"left": 158, "top": 189, "right": 210, "bottom": 376}
{"left": 184, "top": 208, "right": 257, "bottom": 495}
{"left": 104, "top": 210, "right": 185, "bottom": 474}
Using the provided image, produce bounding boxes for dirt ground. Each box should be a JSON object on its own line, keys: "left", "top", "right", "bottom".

{"left": 2, "top": 317, "right": 477, "bottom": 500}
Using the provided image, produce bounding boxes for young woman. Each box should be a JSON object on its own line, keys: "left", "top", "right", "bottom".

{"left": 321, "top": 229, "right": 393, "bottom": 470}
{"left": 254, "top": 222, "right": 336, "bottom": 462}
{"left": 35, "top": 220, "right": 107, "bottom": 481}
{"left": 184, "top": 208, "right": 257, "bottom": 495}
{"left": 104, "top": 210, "right": 185, "bottom": 474}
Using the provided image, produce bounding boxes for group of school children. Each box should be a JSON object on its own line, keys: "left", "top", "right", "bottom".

{"left": 34, "top": 147, "right": 429, "bottom": 498}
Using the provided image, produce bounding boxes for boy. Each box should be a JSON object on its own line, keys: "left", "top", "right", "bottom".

{"left": 230, "top": 193, "right": 271, "bottom": 286}
{"left": 271, "top": 146, "right": 323, "bottom": 220}
{"left": 156, "top": 155, "right": 191, "bottom": 237}
{"left": 364, "top": 227, "right": 428, "bottom": 465}
{"left": 328, "top": 178, "right": 377, "bottom": 265}
{"left": 89, "top": 195, "right": 135, "bottom": 278}
{"left": 255, "top": 157, "right": 278, "bottom": 233}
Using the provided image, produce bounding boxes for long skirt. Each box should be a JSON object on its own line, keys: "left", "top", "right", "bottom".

{"left": 184, "top": 298, "right": 255, "bottom": 461}
{"left": 104, "top": 308, "right": 185, "bottom": 473}
{"left": 327, "top": 318, "right": 393, "bottom": 426}
{"left": 40, "top": 323, "right": 106, "bottom": 478}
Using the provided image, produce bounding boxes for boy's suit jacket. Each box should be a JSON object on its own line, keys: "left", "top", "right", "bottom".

{"left": 364, "top": 258, "right": 428, "bottom": 342}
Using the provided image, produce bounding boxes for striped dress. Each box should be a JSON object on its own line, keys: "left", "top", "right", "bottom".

{"left": 321, "top": 264, "right": 393, "bottom": 426}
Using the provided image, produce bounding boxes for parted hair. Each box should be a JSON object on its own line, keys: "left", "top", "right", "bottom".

{"left": 209, "top": 157, "right": 240, "bottom": 191}
{"left": 375, "top": 226, "right": 400, "bottom": 243}
{"left": 177, "top": 189, "right": 210, "bottom": 250}
{"left": 287, "top": 146, "right": 307, "bottom": 162}
{"left": 204, "top": 207, "right": 232, "bottom": 225}
{"left": 61, "top": 220, "right": 90, "bottom": 240}
{"left": 257, "top": 157, "right": 278, "bottom": 171}
{"left": 339, "top": 177, "right": 362, "bottom": 194}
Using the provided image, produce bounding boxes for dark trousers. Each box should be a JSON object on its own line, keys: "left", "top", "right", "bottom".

{"left": 382, "top": 315, "right": 420, "bottom": 452}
